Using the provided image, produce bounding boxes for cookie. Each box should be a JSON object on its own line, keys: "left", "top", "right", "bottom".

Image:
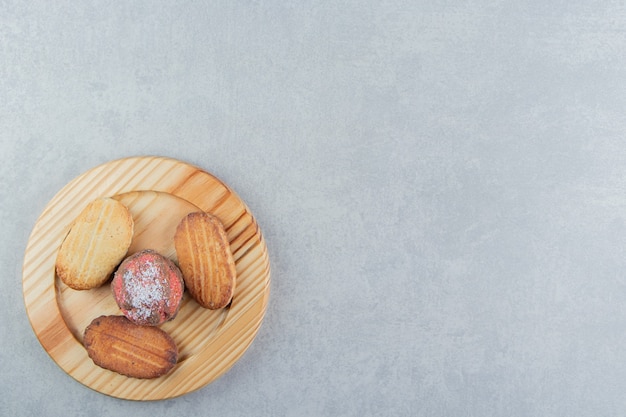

{"left": 56, "top": 197, "right": 134, "bottom": 290}
{"left": 112, "top": 249, "right": 185, "bottom": 326}
{"left": 83, "top": 315, "right": 178, "bottom": 379}
{"left": 174, "top": 211, "right": 236, "bottom": 309}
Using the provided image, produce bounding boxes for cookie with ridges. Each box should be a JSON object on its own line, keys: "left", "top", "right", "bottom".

{"left": 83, "top": 315, "right": 178, "bottom": 379}
{"left": 56, "top": 197, "right": 134, "bottom": 290}
{"left": 174, "top": 211, "right": 236, "bottom": 309}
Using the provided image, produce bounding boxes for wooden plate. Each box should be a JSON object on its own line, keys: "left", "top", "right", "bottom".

{"left": 22, "top": 156, "right": 270, "bottom": 400}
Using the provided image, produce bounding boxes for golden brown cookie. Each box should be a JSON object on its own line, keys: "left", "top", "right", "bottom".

{"left": 56, "top": 197, "right": 134, "bottom": 290}
{"left": 83, "top": 315, "right": 178, "bottom": 379}
{"left": 174, "top": 211, "right": 236, "bottom": 309}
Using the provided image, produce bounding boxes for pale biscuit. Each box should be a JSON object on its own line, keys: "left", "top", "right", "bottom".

{"left": 56, "top": 197, "right": 134, "bottom": 290}
{"left": 174, "top": 211, "right": 236, "bottom": 309}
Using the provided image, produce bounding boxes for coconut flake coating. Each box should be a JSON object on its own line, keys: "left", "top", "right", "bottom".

{"left": 112, "top": 249, "right": 184, "bottom": 326}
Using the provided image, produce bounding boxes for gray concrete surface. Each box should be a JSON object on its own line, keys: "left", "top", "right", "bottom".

{"left": 3, "top": 1, "right": 626, "bottom": 416}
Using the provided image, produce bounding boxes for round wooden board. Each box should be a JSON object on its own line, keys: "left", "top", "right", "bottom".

{"left": 22, "top": 156, "right": 270, "bottom": 401}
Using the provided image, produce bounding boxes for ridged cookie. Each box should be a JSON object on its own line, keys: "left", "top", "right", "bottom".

{"left": 83, "top": 315, "right": 178, "bottom": 379}
{"left": 56, "top": 197, "right": 134, "bottom": 290}
{"left": 174, "top": 211, "right": 236, "bottom": 309}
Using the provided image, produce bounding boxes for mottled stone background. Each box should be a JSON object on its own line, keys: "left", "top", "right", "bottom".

{"left": 3, "top": 1, "right": 626, "bottom": 416}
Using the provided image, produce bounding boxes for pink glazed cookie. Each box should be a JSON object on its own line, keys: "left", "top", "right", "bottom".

{"left": 112, "top": 250, "right": 184, "bottom": 326}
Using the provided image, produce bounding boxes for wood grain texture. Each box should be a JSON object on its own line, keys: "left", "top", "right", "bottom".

{"left": 22, "top": 156, "right": 270, "bottom": 400}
